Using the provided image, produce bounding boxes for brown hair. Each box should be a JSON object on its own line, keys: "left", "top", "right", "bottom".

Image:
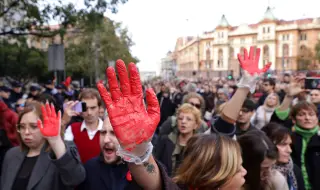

{"left": 79, "top": 88, "right": 102, "bottom": 106}
{"left": 262, "top": 122, "right": 291, "bottom": 145}
{"left": 182, "top": 92, "right": 206, "bottom": 115}
{"left": 17, "top": 102, "right": 63, "bottom": 151}
{"left": 173, "top": 134, "right": 242, "bottom": 189}
{"left": 290, "top": 101, "right": 318, "bottom": 119}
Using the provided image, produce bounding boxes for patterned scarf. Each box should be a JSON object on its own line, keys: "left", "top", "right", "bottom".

{"left": 273, "top": 157, "right": 298, "bottom": 190}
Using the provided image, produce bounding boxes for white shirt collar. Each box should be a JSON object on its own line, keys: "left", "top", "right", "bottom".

{"left": 80, "top": 118, "right": 103, "bottom": 132}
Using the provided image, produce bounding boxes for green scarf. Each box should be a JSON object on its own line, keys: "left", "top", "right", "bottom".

{"left": 294, "top": 125, "right": 319, "bottom": 190}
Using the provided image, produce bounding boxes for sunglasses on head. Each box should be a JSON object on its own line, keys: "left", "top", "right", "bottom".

{"left": 189, "top": 102, "right": 201, "bottom": 109}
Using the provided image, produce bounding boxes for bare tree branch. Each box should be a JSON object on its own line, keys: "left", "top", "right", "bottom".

{"left": 0, "top": 0, "right": 20, "bottom": 17}
{"left": 0, "top": 29, "right": 59, "bottom": 37}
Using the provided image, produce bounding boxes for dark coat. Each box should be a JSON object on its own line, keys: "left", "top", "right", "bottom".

{"left": 0, "top": 101, "right": 19, "bottom": 146}
{"left": 78, "top": 156, "right": 180, "bottom": 190}
{"left": 0, "top": 142, "right": 85, "bottom": 190}
{"left": 291, "top": 132, "right": 320, "bottom": 190}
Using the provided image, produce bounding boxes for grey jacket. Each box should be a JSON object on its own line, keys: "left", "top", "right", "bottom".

{"left": 0, "top": 142, "right": 86, "bottom": 190}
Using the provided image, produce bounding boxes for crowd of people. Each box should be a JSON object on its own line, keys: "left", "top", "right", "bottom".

{"left": 0, "top": 48, "right": 319, "bottom": 190}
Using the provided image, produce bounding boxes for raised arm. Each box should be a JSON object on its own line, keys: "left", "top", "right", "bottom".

{"left": 221, "top": 46, "right": 271, "bottom": 123}
{"left": 97, "top": 60, "right": 163, "bottom": 190}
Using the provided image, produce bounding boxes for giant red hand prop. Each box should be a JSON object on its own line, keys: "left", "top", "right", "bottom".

{"left": 97, "top": 60, "right": 160, "bottom": 151}
{"left": 37, "top": 103, "right": 61, "bottom": 137}
{"left": 237, "top": 46, "right": 271, "bottom": 75}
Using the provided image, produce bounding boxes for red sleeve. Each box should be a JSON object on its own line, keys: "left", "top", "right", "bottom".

{"left": 4, "top": 111, "right": 19, "bottom": 146}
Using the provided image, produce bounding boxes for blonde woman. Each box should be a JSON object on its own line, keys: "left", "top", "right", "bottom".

{"left": 174, "top": 134, "right": 247, "bottom": 189}
{"left": 251, "top": 93, "right": 280, "bottom": 129}
{"left": 154, "top": 103, "right": 201, "bottom": 176}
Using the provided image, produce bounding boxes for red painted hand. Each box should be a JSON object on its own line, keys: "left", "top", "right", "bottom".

{"left": 37, "top": 103, "right": 61, "bottom": 137}
{"left": 237, "top": 46, "right": 271, "bottom": 75}
{"left": 97, "top": 60, "right": 160, "bottom": 151}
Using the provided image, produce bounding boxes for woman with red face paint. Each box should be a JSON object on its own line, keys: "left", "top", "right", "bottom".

{"left": 0, "top": 102, "right": 85, "bottom": 190}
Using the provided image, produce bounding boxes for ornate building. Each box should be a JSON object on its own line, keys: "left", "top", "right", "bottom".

{"left": 175, "top": 7, "right": 320, "bottom": 78}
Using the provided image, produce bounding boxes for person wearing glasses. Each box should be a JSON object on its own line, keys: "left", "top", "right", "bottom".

{"left": 154, "top": 103, "right": 201, "bottom": 176}
{"left": 0, "top": 102, "right": 85, "bottom": 190}
{"left": 15, "top": 98, "right": 26, "bottom": 115}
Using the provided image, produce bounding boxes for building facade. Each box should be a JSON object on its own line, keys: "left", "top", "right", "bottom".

{"left": 160, "top": 51, "right": 177, "bottom": 80}
{"left": 175, "top": 7, "right": 320, "bottom": 78}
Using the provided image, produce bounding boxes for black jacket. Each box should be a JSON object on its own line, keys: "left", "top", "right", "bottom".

{"left": 271, "top": 112, "right": 320, "bottom": 190}
{"left": 78, "top": 156, "right": 179, "bottom": 190}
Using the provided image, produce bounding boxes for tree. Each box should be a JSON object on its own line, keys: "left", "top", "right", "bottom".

{"left": 0, "top": 0, "right": 128, "bottom": 37}
{"left": 64, "top": 17, "right": 138, "bottom": 84}
{"left": 0, "top": 37, "right": 49, "bottom": 80}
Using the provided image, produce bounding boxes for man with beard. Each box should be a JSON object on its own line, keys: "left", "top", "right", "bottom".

{"left": 64, "top": 88, "right": 103, "bottom": 163}
{"left": 79, "top": 117, "right": 169, "bottom": 189}
{"left": 78, "top": 117, "right": 132, "bottom": 189}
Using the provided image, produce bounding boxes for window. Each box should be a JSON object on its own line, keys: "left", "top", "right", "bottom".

{"left": 282, "top": 35, "right": 285, "bottom": 41}
{"left": 221, "top": 32, "right": 224, "bottom": 38}
{"left": 229, "top": 47, "right": 234, "bottom": 59}
{"left": 240, "top": 38, "right": 245, "bottom": 44}
{"left": 252, "top": 37, "right": 257, "bottom": 43}
{"left": 267, "top": 27, "right": 270, "bottom": 33}
{"left": 283, "top": 44, "right": 289, "bottom": 57}
{"left": 287, "top": 34, "right": 290, "bottom": 40}
{"left": 263, "top": 27, "right": 265, "bottom": 33}
{"left": 300, "top": 33, "right": 307, "bottom": 41}
{"left": 263, "top": 45, "right": 270, "bottom": 67}
{"left": 41, "top": 40, "right": 47, "bottom": 49}
{"left": 218, "top": 49, "right": 223, "bottom": 68}
{"left": 31, "top": 40, "right": 36, "bottom": 47}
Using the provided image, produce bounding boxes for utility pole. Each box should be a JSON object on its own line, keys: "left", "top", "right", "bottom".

{"left": 197, "top": 34, "right": 200, "bottom": 71}
{"left": 94, "top": 30, "right": 100, "bottom": 82}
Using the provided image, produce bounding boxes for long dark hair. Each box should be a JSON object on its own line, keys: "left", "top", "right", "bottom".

{"left": 238, "top": 130, "right": 278, "bottom": 190}
{"left": 261, "top": 122, "right": 291, "bottom": 145}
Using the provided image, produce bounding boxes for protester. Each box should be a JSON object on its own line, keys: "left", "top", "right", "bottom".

{"left": 15, "top": 98, "right": 26, "bottom": 115}
{"left": 64, "top": 88, "right": 103, "bottom": 163}
{"left": 262, "top": 122, "right": 305, "bottom": 190}
{"left": 9, "top": 81, "right": 23, "bottom": 104}
{"left": 154, "top": 103, "right": 201, "bottom": 176}
{"left": 0, "top": 101, "right": 19, "bottom": 146}
{"left": 0, "top": 86, "right": 13, "bottom": 109}
{"left": 251, "top": 92, "right": 280, "bottom": 129}
{"left": 93, "top": 47, "right": 268, "bottom": 189}
{"left": 257, "top": 78, "right": 276, "bottom": 107}
{"left": 0, "top": 102, "right": 85, "bottom": 190}
{"left": 238, "top": 130, "right": 289, "bottom": 190}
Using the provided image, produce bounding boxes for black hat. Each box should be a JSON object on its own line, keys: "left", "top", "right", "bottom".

{"left": 242, "top": 99, "right": 256, "bottom": 111}
{"left": 56, "top": 84, "right": 65, "bottom": 90}
{"left": 44, "top": 80, "right": 53, "bottom": 85}
{"left": 12, "top": 81, "right": 22, "bottom": 88}
{"left": 30, "top": 85, "right": 40, "bottom": 91}
{"left": 0, "top": 86, "right": 11, "bottom": 92}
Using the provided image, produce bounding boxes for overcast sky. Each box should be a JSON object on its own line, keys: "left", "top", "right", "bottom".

{"left": 68, "top": 0, "right": 320, "bottom": 72}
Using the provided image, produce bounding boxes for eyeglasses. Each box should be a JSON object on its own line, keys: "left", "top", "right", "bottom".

{"left": 17, "top": 123, "right": 39, "bottom": 134}
{"left": 189, "top": 102, "right": 201, "bottom": 109}
{"left": 15, "top": 103, "right": 25, "bottom": 108}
